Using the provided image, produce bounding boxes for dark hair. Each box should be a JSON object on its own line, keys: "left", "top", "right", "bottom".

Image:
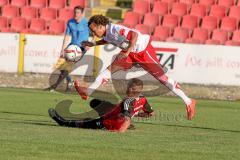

{"left": 128, "top": 78, "right": 143, "bottom": 88}
{"left": 74, "top": 6, "right": 84, "bottom": 13}
{"left": 88, "top": 15, "right": 110, "bottom": 26}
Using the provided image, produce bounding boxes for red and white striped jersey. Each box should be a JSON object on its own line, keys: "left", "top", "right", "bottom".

{"left": 103, "top": 96, "right": 154, "bottom": 119}
{"left": 103, "top": 23, "right": 151, "bottom": 53}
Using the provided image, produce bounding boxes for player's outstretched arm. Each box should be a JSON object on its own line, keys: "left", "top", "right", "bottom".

{"left": 116, "top": 31, "right": 138, "bottom": 59}
{"left": 82, "top": 39, "right": 108, "bottom": 47}
{"left": 136, "top": 99, "right": 155, "bottom": 117}
{"left": 60, "top": 35, "right": 72, "bottom": 57}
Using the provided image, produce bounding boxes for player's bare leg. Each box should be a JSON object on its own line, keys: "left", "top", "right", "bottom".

{"left": 74, "top": 64, "right": 123, "bottom": 100}
{"left": 140, "top": 61, "right": 196, "bottom": 120}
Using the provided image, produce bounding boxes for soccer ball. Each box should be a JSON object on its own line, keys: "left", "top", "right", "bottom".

{"left": 64, "top": 45, "right": 83, "bottom": 62}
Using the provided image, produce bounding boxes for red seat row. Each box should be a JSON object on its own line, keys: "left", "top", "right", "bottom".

{"left": 0, "top": 0, "right": 85, "bottom": 9}
{"left": 124, "top": 12, "right": 239, "bottom": 32}
{"left": 122, "top": 0, "right": 240, "bottom": 45}
{"left": 1, "top": 5, "right": 74, "bottom": 23}
{"left": 134, "top": 0, "right": 239, "bottom": 12}
{"left": 0, "top": 17, "right": 65, "bottom": 34}
{"left": 152, "top": 26, "right": 240, "bottom": 45}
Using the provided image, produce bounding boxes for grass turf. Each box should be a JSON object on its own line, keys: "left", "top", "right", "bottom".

{"left": 0, "top": 87, "right": 239, "bottom": 160}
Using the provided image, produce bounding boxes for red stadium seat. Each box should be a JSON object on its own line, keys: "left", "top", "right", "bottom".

{"left": 69, "top": 0, "right": 85, "bottom": 8}
{"left": 232, "top": 30, "right": 240, "bottom": 42}
{"left": 152, "top": 1, "right": 169, "bottom": 16}
{"left": 2, "top": 5, "right": 19, "bottom": 20}
{"left": 0, "top": 17, "right": 8, "bottom": 31}
{"left": 21, "top": 6, "right": 38, "bottom": 22}
{"left": 179, "top": 0, "right": 195, "bottom": 6}
{"left": 201, "top": 16, "right": 218, "bottom": 31}
{"left": 186, "top": 27, "right": 209, "bottom": 43}
{"left": 190, "top": 4, "right": 207, "bottom": 19}
{"left": 49, "top": 0, "right": 66, "bottom": 10}
{"left": 123, "top": 11, "right": 140, "bottom": 28}
{"left": 58, "top": 8, "right": 74, "bottom": 23}
{"left": 0, "top": 0, "right": 9, "bottom": 6}
{"left": 220, "top": 17, "right": 237, "bottom": 32}
{"left": 207, "top": 29, "right": 228, "bottom": 44}
{"left": 29, "top": 18, "right": 46, "bottom": 33}
{"left": 144, "top": 0, "right": 154, "bottom": 5}
{"left": 30, "top": 0, "right": 47, "bottom": 9}
{"left": 40, "top": 8, "right": 57, "bottom": 22}
{"left": 181, "top": 15, "right": 198, "bottom": 31}
{"left": 161, "top": 0, "right": 177, "bottom": 7}
{"left": 205, "top": 39, "right": 221, "bottom": 45}
{"left": 167, "top": 27, "right": 189, "bottom": 42}
{"left": 162, "top": 14, "right": 179, "bottom": 29}
{"left": 217, "top": 0, "right": 234, "bottom": 8}
{"left": 171, "top": 2, "right": 187, "bottom": 17}
{"left": 1, "top": 27, "right": 15, "bottom": 33}
{"left": 185, "top": 38, "right": 202, "bottom": 44}
{"left": 198, "top": 0, "right": 215, "bottom": 8}
{"left": 143, "top": 13, "right": 159, "bottom": 30}
{"left": 11, "top": 0, "right": 27, "bottom": 7}
{"left": 21, "top": 28, "right": 36, "bottom": 34}
{"left": 228, "top": 6, "right": 240, "bottom": 21}
{"left": 11, "top": 17, "right": 27, "bottom": 32}
{"left": 209, "top": 5, "right": 226, "bottom": 19}
{"left": 225, "top": 40, "right": 240, "bottom": 46}
{"left": 152, "top": 26, "right": 171, "bottom": 41}
{"left": 41, "top": 29, "right": 51, "bottom": 34}
{"left": 133, "top": 0, "right": 150, "bottom": 16}
{"left": 135, "top": 24, "right": 151, "bottom": 34}
{"left": 49, "top": 20, "right": 65, "bottom": 34}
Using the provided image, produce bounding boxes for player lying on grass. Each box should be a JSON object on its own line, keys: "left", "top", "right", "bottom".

{"left": 49, "top": 78, "right": 154, "bottom": 132}
{"left": 74, "top": 15, "right": 196, "bottom": 120}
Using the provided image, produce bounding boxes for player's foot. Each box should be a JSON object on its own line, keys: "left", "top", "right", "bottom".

{"left": 68, "top": 80, "right": 74, "bottom": 88}
{"left": 48, "top": 108, "right": 66, "bottom": 126}
{"left": 44, "top": 86, "right": 55, "bottom": 92}
{"left": 74, "top": 80, "right": 89, "bottom": 100}
{"left": 186, "top": 99, "right": 196, "bottom": 120}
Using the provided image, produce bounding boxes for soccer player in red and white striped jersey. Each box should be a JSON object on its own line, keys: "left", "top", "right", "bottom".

{"left": 75, "top": 15, "right": 196, "bottom": 120}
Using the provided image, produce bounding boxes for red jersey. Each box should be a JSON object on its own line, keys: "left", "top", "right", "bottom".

{"left": 102, "top": 96, "right": 154, "bottom": 131}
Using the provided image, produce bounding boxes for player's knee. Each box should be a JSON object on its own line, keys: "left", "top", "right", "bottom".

{"left": 165, "top": 78, "right": 175, "bottom": 90}
{"left": 165, "top": 78, "right": 181, "bottom": 90}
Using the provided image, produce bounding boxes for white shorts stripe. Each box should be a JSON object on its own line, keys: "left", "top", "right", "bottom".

{"left": 146, "top": 50, "right": 159, "bottom": 64}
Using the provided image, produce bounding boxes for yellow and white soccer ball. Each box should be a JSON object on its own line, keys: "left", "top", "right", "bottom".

{"left": 64, "top": 45, "right": 83, "bottom": 62}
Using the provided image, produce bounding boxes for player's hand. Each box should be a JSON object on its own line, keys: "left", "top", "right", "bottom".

{"left": 81, "top": 41, "right": 96, "bottom": 47}
{"left": 60, "top": 50, "right": 65, "bottom": 58}
{"left": 116, "top": 52, "right": 129, "bottom": 59}
{"left": 85, "top": 46, "right": 90, "bottom": 50}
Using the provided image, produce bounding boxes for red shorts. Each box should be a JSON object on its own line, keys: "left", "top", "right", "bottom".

{"left": 111, "top": 42, "right": 166, "bottom": 82}
{"left": 103, "top": 116, "right": 126, "bottom": 131}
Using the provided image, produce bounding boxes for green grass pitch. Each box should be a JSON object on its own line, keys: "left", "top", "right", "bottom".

{"left": 0, "top": 87, "right": 240, "bottom": 160}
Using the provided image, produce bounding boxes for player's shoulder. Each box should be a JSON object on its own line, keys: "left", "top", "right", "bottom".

{"left": 139, "top": 95, "right": 147, "bottom": 102}
{"left": 111, "top": 23, "right": 128, "bottom": 30}
{"left": 81, "top": 17, "right": 88, "bottom": 23}
{"left": 122, "top": 97, "right": 136, "bottom": 104}
{"left": 67, "top": 18, "right": 75, "bottom": 25}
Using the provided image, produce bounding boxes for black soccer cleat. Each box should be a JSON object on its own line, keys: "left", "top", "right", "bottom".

{"left": 48, "top": 108, "right": 66, "bottom": 126}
